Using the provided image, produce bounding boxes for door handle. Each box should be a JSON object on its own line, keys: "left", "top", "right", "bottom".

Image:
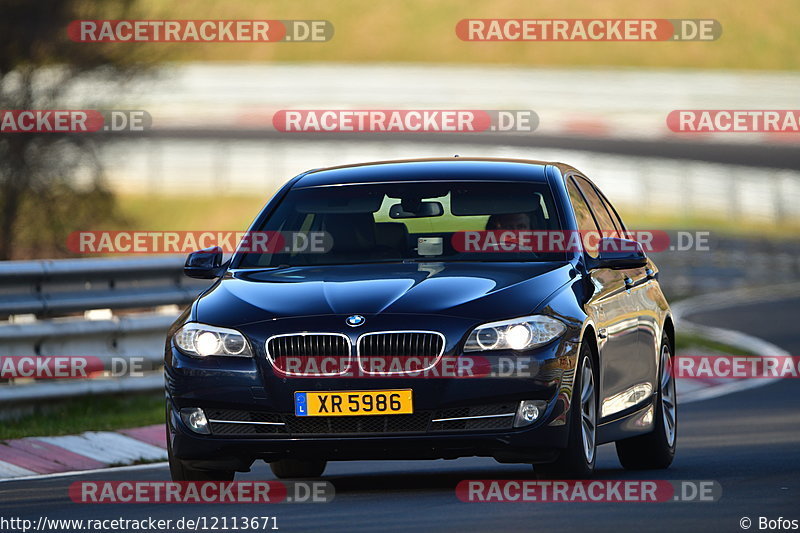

{"left": 624, "top": 276, "right": 634, "bottom": 288}
{"left": 645, "top": 268, "right": 656, "bottom": 280}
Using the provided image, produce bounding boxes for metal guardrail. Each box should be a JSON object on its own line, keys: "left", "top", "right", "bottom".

{"left": 0, "top": 256, "right": 207, "bottom": 318}
{"left": 0, "top": 313, "right": 176, "bottom": 363}
{"left": 0, "top": 257, "right": 211, "bottom": 414}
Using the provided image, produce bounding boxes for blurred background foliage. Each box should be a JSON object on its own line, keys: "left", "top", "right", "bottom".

{"left": 0, "top": 0, "right": 159, "bottom": 259}
{"left": 124, "top": 0, "right": 798, "bottom": 70}
{"left": 1, "top": 0, "right": 798, "bottom": 259}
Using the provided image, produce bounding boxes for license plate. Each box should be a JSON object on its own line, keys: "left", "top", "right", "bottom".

{"left": 294, "top": 390, "right": 413, "bottom": 417}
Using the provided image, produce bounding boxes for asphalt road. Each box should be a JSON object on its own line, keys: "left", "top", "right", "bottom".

{"left": 1, "top": 298, "right": 798, "bottom": 533}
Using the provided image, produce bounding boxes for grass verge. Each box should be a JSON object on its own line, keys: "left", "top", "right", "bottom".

{"left": 0, "top": 393, "right": 164, "bottom": 441}
{"left": 675, "top": 331, "right": 754, "bottom": 356}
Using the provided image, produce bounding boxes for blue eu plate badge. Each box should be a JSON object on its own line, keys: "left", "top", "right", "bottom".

{"left": 294, "top": 392, "right": 308, "bottom": 416}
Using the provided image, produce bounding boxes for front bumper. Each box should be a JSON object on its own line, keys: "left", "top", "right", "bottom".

{"left": 169, "top": 409, "right": 566, "bottom": 470}
{"left": 165, "top": 333, "right": 580, "bottom": 469}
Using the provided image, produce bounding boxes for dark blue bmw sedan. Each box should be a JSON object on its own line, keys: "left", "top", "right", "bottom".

{"left": 165, "top": 157, "right": 676, "bottom": 480}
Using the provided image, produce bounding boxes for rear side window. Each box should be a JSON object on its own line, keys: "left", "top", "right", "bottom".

{"left": 566, "top": 178, "right": 599, "bottom": 258}
{"left": 574, "top": 176, "right": 619, "bottom": 233}
{"left": 593, "top": 185, "right": 628, "bottom": 234}
{"left": 567, "top": 179, "right": 598, "bottom": 233}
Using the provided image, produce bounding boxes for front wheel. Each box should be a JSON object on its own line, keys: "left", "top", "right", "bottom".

{"left": 535, "top": 345, "right": 597, "bottom": 477}
{"left": 615, "top": 333, "right": 677, "bottom": 470}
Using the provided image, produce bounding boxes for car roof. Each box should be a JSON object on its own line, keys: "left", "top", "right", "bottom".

{"left": 293, "top": 157, "right": 577, "bottom": 188}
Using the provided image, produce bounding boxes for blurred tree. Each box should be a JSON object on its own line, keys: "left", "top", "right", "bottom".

{"left": 0, "top": 0, "right": 155, "bottom": 259}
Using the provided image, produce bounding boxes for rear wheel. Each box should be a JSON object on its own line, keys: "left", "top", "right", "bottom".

{"left": 269, "top": 459, "right": 327, "bottom": 479}
{"left": 535, "top": 344, "right": 597, "bottom": 477}
{"left": 615, "top": 333, "right": 677, "bottom": 470}
{"left": 166, "top": 403, "right": 235, "bottom": 481}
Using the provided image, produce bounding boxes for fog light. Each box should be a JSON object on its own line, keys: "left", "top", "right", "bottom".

{"left": 180, "top": 407, "right": 211, "bottom": 434}
{"left": 514, "top": 400, "right": 547, "bottom": 428}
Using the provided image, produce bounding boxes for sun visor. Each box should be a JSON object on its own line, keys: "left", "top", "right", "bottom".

{"left": 294, "top": 190, "right": 383, "bottom": 213}
{"left": 451, "top": 187, "right": 542, "bottom": 215}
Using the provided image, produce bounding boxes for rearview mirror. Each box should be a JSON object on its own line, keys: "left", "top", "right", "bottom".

{"left": 588, "top": 238, "right": 647, "bottom": 270}
{"left": 389, "top": 201, "right": 444, "bottom": 219}
{"left": 184, "top": 246, "right": 226, "bottom": 279}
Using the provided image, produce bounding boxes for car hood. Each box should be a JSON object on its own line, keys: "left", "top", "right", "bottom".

{"left": 195, "top": 262, "right": 575, "bottom": 326}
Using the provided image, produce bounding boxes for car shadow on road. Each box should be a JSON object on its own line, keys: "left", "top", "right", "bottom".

{"left": 258, "top": 461, "right": 693, "bottom": 494}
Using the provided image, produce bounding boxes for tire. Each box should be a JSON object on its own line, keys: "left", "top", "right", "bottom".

{"left": 166, "top": 403, "right": 235, "bottom": 482}
{"left": 535, "top": 344, "right": 597, "bottom": 477}
{"left": 615, "top": 332, "right": 677, "bottom": 470}
{"left": 269, "top": 459, "right": 327, "bottom": 479}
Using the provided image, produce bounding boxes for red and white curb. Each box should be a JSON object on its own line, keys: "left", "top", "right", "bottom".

{"left": 0, "top": 425, "right": 165, "bottom": 480}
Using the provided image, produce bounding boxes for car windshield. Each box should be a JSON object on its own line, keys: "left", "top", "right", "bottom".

{"left": 235, "top": 180, "right": 566, "bottom": 268}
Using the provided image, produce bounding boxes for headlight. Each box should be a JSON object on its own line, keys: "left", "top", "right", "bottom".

{"left": 174, "top": 323, "right": 253, "bottom": 357}
{"left": 463, "top": 315, "right": 566, "bottom": 352}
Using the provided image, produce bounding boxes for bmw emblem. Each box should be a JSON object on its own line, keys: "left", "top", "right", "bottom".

{"left": 346, "top": 315, "right": 366, "bottom": 327}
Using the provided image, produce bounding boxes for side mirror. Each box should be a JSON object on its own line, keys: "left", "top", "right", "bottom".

{"left": 588, "top": 238, "right": 647, "bottom": 270}
{"left": 184, "top": 246, "right": 226, "bottom": 279}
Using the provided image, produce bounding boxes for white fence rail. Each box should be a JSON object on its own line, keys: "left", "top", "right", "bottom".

{"left": 96, "top": 133, "right": 800, "bottom": 225}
